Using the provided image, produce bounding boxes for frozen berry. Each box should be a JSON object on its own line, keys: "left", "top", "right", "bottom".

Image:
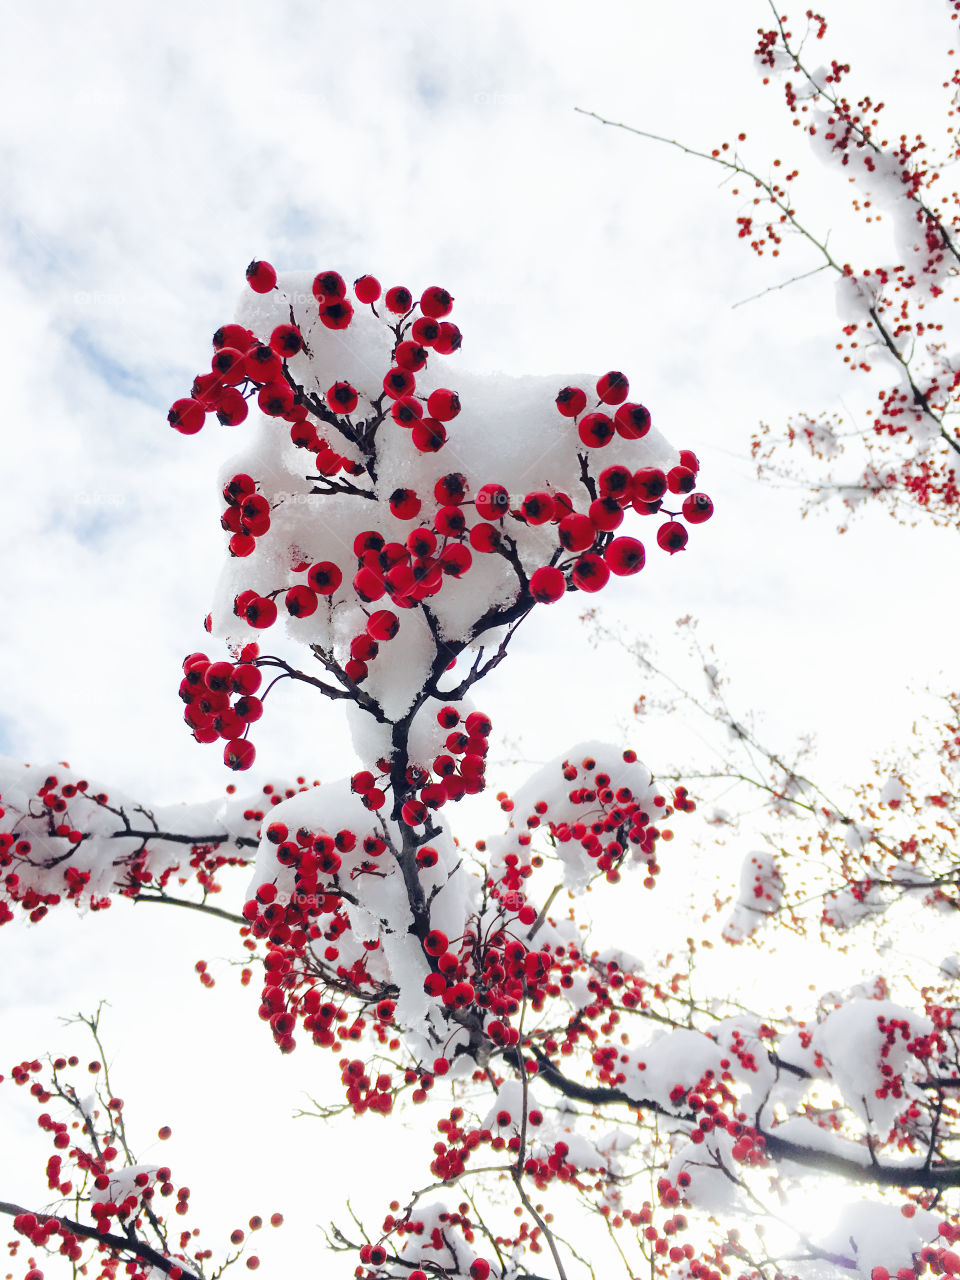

{"left": 578, "top": 412, "right": 615, "bottom": 448}
{"left": 615, "top": 403, "right": 651, "bottom": 439}
{"left": 427, "top": 388, "right": 461, "bottom": 422}
{"left": 269, "top": 324, "right": 303, "bottom": 358}
{"left": 390, "top": 489, "right": 422, "bottom": 520}
{"left": 420, "top": 286, "right": 454, "bottom": 319}
{"left": 475, "top": 483, "right": 509, "bottom": 520}
{"left": 597, "top": 371, "right": 629, "bottom": 405}
{"left": 246, "top": 260, "right": 277, "bottom": 293}
{"left": 354, "top": 274, "right": 381, "bottom": 304}
{"left": 312, "top": 270, "right": 346, "bottom": 303}
{"left": 530, "top": 566, "right": 566, "bottom": 603}
{"left": 434, "top": 322, "right": 462, "bottom": 354}
{"left": 682, "top": 492, "right": 714, "bottom": 523}
{"left": 307, "top": 562, "right": 342, "bottom": 595}
{"left": 319, "top": 300, "right": 354, "bottom": 330}
{"left": 285, "top": 586, "right": 318, "bottom": 617}
{"left": 411, "top": 417, "right": 446, "bottom": 452}
{"left": 327, "top": 382, "right": 358, "bottom": 414}
{"left": 571, "top": 554, "right": 610, "bottom": 593}
{"left": 656, "top": 521, "right": 688, "bottom": 554}
{"left": 224, "top": 739, "right": 256, "bottom": 770}
{"left": 556, "top": 386, "right": 587, "bottom": 418}
{"left": 168, "top": 398, "right": 206, "bottom": 435}
{"left": 604, "top": 536, "right": 645, "bottom": 575}
{"left": 385, "top": 285, "right": 413, "bottom": 314}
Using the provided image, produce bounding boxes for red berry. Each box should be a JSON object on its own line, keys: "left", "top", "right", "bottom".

{"left": 632, "top": 468, "right": 667, "bottom": 503}
{"left": 245, "top": 260, "right": 277, "bottom": 293}
{"left": 679, "top": 448, "right": 700, "bottom": 473}
{"left": 411, "top": 316, "right": 440, "bottom": 345}
{"left": 231, "top": 664, "right": 262, "bottom": 695}
{"left": 588, "top": 496, "right": 624, "bottom": 532}
{"left": 475, "top": 483, "right": 509, "bottom": 520}
{"left": 327, "top": 381, "right": 358, "bottom": 414}
{"left": 469, "top": 523, "right": 500, "bottom": 553}
{"left": 435, "top": 505, "right": 467, "bottom": 537}
{"left": 213, "top": 323, "right": 253, "bottom": 351}
{"left": 530, "top": 566, "right": 566, "bottom": 603}
{"left": 425, "top": 929, "right": 449, "bottom": 955}
{"left": 395, "top": 340, "right": 429, "bottom": 372}
{"left": 168, "top": 398, "right": 206, "bottom": 435}
{"left": 521, "top": 491, "right": 555, "bottom": 525}
{"left": 439, "top": 543, "right": 472, "bottom": 577}
{"left": 211, "top": 346, "right": 247, "bottom": 385}
{"left": 420, "top": 285, "right": 454, "bottom": 318}
{"left": 224, "top": 473, "right": 256, "bottom": 503}
{"left": 235, "top": 695, "right": 263, "bottom": 723}
{"left": 578, "top": 412, "right": 615, "bottom": 448}
{"left": 427, "top": 388, "right": 461, "bottom": 421}
{"left": 682, "top": 492, "right": 714, "bottom": 524}
{"left": 224, "top": 739, "right": 256, "bottom": 771}
{"left": 244, "top": 597, "right": 278, "bottom": 628}
{"left": 615, "top": 402, "right": 651, "bottom": 439}
{"left": 667, "top": 465, "right": 696, "bottom": 494}
{"left": 435, "top": 472, "right": 468, "bottom": 505}
{"left": 312, "top": 270, "right": 346, "bottom": 303}
{"left": 354, "top": 530, "right": 384, "bottom": 556}
{"left": 556, "top": 386, "right": 587, "bottom": 418}
{"left": 258, "top": 382, "right": 295, "bottom": 417}
{"left": 204, "top": 661, "right": 234, "bottom": 692}
{"left": 411, "top": 417, "right": 446, "bottom": 452}
{"left": 307, "top": 562, "right": 342, "bottom": 595}
{"left": 390, "top": 488, "right": 422, "bottom": 520}
{"left": 215, "top": 388, "right": 249, "bottom": 427}
{"left": 596, "top": 370, "right": 629, "bottom": 405}
{"left": 367, "top": 610, "right": 400, "bottom": 641}
{"left": 404, "top": 800, "right": 428, "bottom": 826}
{"left": 604, "top": 536, "right": 645, "bottom": 575}
{"left": 354, "top": 567, "right": 386, "bottom": 603}
{"left": 285, "top": 585, "right": 318, "bottom": 617}
{"left": 434, "top": 322, "right": 462, "bottom": 354}
{"left": 598, "top": 465, "right": 633, "bottom": 503}
{"left": 391, "top": 395, "right": 423, "bottom": 426}
{"left": 346, "top": 276, "right": 378, "bottom": 309}
{"left": 558, "top": 513, "right": 596, "bottom": 553}
{"left": 385, "top": 285, "right": 413, "bottom": 314}
{"left": 656, "top": 521, "right": 688, "bottom": 554}
{"left": 351, "top": 634, "right": 379, "bottom": 662}
{"left": 571, "top": 553, "right": 610, "bottom": 593}
{"left": 269, "top": 324, "right": 303, "bottom": 358}
{"left": 383, "top": 367, "right": 416, "bottom": 399}
{"left": 406, "top": 528, "right": 436, "bottom": 559}
{"left": 244, "top": 343, "right": 283, "bottom": 384}
{"left": 319, "top": 299, "right": 354, "bottom": 330}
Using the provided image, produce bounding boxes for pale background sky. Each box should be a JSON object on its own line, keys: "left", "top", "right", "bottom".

{"left": 1, "top": 0, "right": 955, "bottom": 1273}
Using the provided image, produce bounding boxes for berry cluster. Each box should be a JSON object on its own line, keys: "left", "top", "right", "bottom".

{"left": 170, "top": 264, "right": 713, "bottom": 776}
{"left": 180, "top": 648, "right": 263, "bottom": 770}
{"left": 5, "top": 1043, "right": 281, "bottom": 1279}
{"left": 349, "top": 705, "right": 492, "bottom": 822}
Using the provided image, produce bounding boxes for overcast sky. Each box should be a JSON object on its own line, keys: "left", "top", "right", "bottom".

{"left": 1, "top": 0, "right": 956, "bottom": 1272}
